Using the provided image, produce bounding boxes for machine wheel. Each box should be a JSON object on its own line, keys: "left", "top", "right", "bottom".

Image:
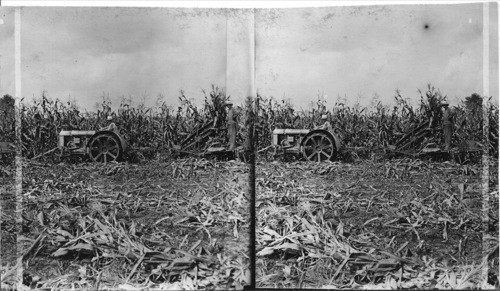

{"left": 302, "top": 132, "right": 336, "bottom": 162}
{"left": 88, "top": 133, "right": 124, "bottom": 163}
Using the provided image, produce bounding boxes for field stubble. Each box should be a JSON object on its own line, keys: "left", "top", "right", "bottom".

{"left": 256, "top": 158, "right": 499, "bottom": 289}
{"left": 1, "top": 158, "right": 250, "bottom": 290}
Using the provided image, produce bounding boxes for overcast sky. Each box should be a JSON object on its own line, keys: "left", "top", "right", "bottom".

{"left": 256, "top": 4, "right": 498, "bottom": 108}
{"left": 0, "top": 7, "right": 230, "bottom": 109}
{"left": 0, "top": 4, "right": 498, "bottom": 110}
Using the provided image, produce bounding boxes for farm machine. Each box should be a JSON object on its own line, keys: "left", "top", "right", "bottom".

{"left": 387, "top": 120, "right": 483, "bottom": 163}
{"left": 263, "top": 119, "right": 482, "bottom": 163}
{"left": 264, "top": 128, "right": 344, "bottom": 162}
{"left": 53, "top": 129, "right": 128, "bottom": 163}
{"left": 165, "top": 117, "right": 240, "bottom": 160}
{"left": 51, "top": 115, "right": 237, "bottom": 163}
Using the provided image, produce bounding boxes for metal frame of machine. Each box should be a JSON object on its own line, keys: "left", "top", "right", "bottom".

{"left": 266, "top": 128, "right": 343, "bottom": 162}
{"left": 55, "top": 130, "right": 128, "bottom": 163}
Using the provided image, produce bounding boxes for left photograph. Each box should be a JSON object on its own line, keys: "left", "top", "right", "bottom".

{"left": 0, "top": 7, "right": 252, "bottom": 290}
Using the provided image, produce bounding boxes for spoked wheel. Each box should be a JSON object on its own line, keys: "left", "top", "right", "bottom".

{"left": 88, "top": 133, "right": 123, "bottom": 163}
{"left": 302, "top": 132, "right": 336, "bottom": 162}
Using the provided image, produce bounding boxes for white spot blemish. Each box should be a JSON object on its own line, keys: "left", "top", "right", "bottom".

{"left": 469, "top": 18, "right": 472, "bottom": 24}
{"left": 0, "top": 19, "right": 4, "bottom": 25}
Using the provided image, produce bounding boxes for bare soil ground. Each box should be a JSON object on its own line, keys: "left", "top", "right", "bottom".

{"left": 1, "top": 158, "right": 250, "bottom": 290}
{"left": 256, "top": 158, "right": 499, "bottom": 289}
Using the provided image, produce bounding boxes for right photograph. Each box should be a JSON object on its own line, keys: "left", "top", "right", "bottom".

{"left": 254, "top": 3, "right": 499, "bottom": 289}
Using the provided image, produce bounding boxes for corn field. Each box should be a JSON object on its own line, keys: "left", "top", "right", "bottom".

{"left": 2, "top": 84, "right": 497, "bottom": 159}
{"left": 1, "top": 85, "right": 499, "bottom": 289}
{"left": 256, "top": 85, "right": 497, "bottom": 156}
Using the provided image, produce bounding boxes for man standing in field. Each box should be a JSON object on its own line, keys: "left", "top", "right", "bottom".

{"left": 441, "top": 102, "right": 453, "bottom": 151}
{"left": 225, "top": 101, "right": 237, "bottom": 150}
